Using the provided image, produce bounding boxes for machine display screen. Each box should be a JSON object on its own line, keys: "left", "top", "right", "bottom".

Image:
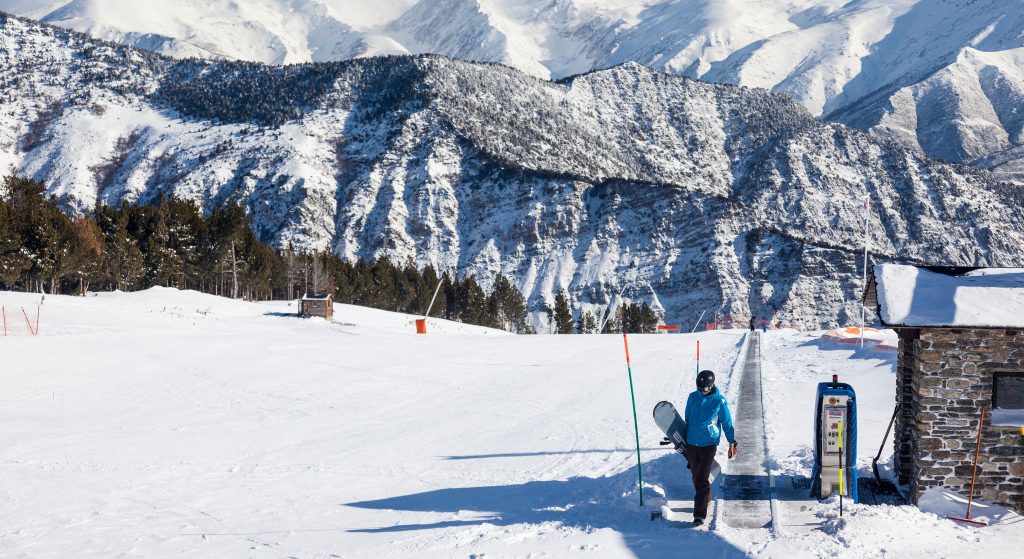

{"left": 824, "top": 408, "right": 845, "bottom": 453}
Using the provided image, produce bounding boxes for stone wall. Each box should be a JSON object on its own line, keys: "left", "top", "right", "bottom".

{"left": 894, "top": 329, "right": 920, "bottom": 485}
{"left": 901, "top": 328, "right": 1024, "bottom": 514}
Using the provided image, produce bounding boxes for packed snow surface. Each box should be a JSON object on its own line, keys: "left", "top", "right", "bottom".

{"left": 1, "top": 289, "right": 1021, "bottom": 557}
{"left": 874, "top": 264, "right": 1024, "bottom": 328}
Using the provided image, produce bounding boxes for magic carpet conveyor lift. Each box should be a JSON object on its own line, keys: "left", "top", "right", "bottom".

{"left": 811, "top": 375, "right": 859, "bottom": 503}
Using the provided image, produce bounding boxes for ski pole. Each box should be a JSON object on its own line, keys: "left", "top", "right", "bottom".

{"left": 696, "top": 340, "right": 700, "bottom": 375}
{"left": 622, "top": 333, "right": 643, "bottom": 506}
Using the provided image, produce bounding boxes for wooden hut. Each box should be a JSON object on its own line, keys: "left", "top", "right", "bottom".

{"left": 299, "top": 294, "right": 334, "bottom": 320}
{"left": 865, "top": 264, "right": 1024, "bottom": 513}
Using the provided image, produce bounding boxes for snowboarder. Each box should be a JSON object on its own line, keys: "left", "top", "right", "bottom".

{"left": 685, "top": 369, "right": 737, "bottom": 526}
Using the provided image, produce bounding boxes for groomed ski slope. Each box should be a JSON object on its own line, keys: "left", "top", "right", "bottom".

{"left": 1, "top": 288, "right": 1021, "bottom": 557}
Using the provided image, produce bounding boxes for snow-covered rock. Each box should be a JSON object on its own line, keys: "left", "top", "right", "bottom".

{"left": 3, "top": 13, "right": 1023, "bottom": 329}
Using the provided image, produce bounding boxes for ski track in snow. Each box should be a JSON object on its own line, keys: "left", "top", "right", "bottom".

{"left": 1, "top": 289, "right": 1022, "bottom": 557}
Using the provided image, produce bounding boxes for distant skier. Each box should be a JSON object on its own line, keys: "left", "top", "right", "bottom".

{"left": 749, "top": 315, "right": 756, "bottom": 332}
{"left": 685, "top": 370, "right": 737, "bottom": 526}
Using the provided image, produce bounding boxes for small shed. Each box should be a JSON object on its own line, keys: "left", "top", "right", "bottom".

{"left": 865, "top": 264, "right": 1024, "bottom": 513}
{"left": 299, "top": 294, "right": 334, "bottom": 320}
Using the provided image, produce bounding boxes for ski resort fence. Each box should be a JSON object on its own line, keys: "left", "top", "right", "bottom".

{"left": 1, "top": 304, "right": 41, "bottom": 336}
{"left": 704, "top": 315, "right": 805, "bottom": 331}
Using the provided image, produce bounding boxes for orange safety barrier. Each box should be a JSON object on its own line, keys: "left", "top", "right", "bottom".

{"left": 415, "top": 318, "right": 427, "bottom": 334}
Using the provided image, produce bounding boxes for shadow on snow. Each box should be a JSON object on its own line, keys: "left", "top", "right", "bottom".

{"left": 442, "top": 448, "right": 673, "bottom": 460}
{"left": 344, "top": 454, "right": 748, "bottom": 558}
{"left": 797, "top": 337, "right": 897, "bottom": 366}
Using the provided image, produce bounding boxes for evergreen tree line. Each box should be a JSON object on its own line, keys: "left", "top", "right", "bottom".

{"left": 1, "top": 175, "right": 659, "bottom": 334}
{"left": 0, "top": 176, "right": 532, "bottom": 332}
{"left": 316, "top": 255, "right": 533, "bottom": 334}
{"left": 550, "top": 292, "right": 661, "bottom": 334}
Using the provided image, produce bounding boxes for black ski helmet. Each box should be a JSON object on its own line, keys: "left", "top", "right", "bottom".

{"left": 696, "top": 370, "right": 716, "bottom": 393}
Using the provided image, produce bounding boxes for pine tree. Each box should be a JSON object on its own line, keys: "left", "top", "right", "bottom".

{"left": 0, "top": 197, "right": 29, "bottom": 288}
{"left": 553, "top": 292, "right": 574, "bottom": 334}
{"left": 489, "top": 274, "right": 529, "bottom": 332}
{"left": 462, "top": 276, "right": 488, "bottom": 325}
{"left": 6, "top": 176, "right": 61, "bottom": 292}
{"left": 576, "top": 310, "right": 597, "bottom": 334}
{"left": 638, "top": 302, "right": 660, "bottom": 333}
{"left": 143, "top": 196, "right": 184, "bottom": 288}
{"left": 99, "top": 214, "right": 145, "bottom": 291}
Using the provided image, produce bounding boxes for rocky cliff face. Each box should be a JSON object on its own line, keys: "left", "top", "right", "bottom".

{"left": 3, "top": 14, "right": 1022, "bottom": 328}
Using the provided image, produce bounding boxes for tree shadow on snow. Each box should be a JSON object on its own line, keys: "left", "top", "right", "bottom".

{"left": 344, "top": 454, "right": 748, "bottom": 558}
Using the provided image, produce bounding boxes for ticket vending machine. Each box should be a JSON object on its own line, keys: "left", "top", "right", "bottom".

{"left": 811, "top": 375, "right": 858, "bottom": 502}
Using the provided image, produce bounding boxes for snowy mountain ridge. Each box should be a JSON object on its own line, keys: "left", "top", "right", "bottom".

{"left": 3, "top": 12, "right": 1023, "bottom": 329}
{"left": 4, "top": 0, "right": 1024, "bottom": 178}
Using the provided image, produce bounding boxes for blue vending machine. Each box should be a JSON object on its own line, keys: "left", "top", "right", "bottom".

{"left": 811, "top": 375, "right": 858, "bottom": 502}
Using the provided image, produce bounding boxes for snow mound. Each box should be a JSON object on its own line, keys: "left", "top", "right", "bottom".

{"left": 0, "top": 288, "right": 508, "bottom": 337}
{"left": 918, "top": 487, "right": 1023, "bottom": 527}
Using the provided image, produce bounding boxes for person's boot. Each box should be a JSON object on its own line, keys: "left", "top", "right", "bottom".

{"left": 693, "top": 517, "right": 705, "bottom": 527}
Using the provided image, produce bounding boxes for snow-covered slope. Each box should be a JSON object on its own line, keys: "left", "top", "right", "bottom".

{"left": 2, "top": 289, "right": 1022, "bottom": 556}
{"left": 5, "top": 0, "right": 1024, "bottom": 176}
{"left": 3, "top": 13, "right": 1024, "bottom": 329}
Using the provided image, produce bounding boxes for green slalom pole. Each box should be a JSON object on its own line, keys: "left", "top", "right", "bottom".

{"left": 622, "top": 332, "right": 643, "bottom": 506}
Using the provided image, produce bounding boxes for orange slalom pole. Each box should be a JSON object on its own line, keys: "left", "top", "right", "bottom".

{"left": 622, "top": 333, "right": 643, "bottom": 506}
{"left": 946, "top": 405, "right": 987, "bottom": 526}
{"left": 965, "top": 405, "right": 985, "bottom": 520}
{"left": 21, "top": 306, "right": 35, "bottom": 336}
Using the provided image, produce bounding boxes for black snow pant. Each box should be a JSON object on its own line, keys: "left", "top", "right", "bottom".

{"left": 686, "top": 444, "right": 718, "bottom": 521}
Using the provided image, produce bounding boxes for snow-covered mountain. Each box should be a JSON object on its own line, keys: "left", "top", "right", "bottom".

{"left": 3, "top": 13, "right": 1023, "bottom": 328}
{"left": 4, "top": 0, "right": 1024, "bottom": 178}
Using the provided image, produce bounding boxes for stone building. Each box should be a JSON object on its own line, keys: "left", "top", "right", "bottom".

{"left": 299, "top": 294, "right": 334, "bottom": 320}
{"left": 865, "top": 264, "right": 1024, "bottom": 514}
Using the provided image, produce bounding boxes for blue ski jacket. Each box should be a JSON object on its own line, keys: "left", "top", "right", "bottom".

{"left": 684, "top": 388, "right": 735, "bottom": 448}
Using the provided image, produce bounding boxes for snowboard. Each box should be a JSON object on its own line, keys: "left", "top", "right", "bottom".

{"left": 653, "top": 400, "right": 722, "bottom": 483}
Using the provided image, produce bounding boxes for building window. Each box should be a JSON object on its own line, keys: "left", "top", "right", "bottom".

{"left": 993, "top": 372, "right": 1024, "bottom": 426}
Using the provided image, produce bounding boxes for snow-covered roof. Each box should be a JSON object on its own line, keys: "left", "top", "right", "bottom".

{"left": 872, "top": 264, "right": 1024, "bottom": 328}
{"left": 301, "top": 294, "right": 333, "bottom": 301}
